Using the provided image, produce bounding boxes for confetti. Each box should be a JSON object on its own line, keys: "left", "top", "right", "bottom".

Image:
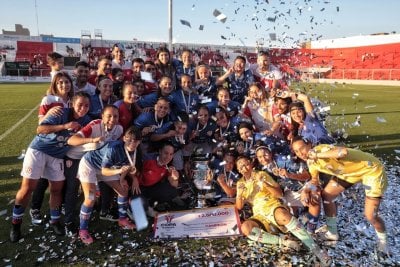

{"left": 213, "top": 9, "right": 227, "bottom": 23}
{"left": 376, "top": 117, "right": 387, "bottom": 123}
{"left": 180, "top": 19, "right": 191, "bottom": 28}
{"left": 17, "top": 149, "right": 26, "bottom": 160}
{"left": 364, "top": 105, "right": 376, "bottom": 109}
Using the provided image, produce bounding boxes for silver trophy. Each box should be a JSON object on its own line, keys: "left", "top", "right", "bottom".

{"left": 192, "top": 160, "right": 214, "bottom": 208}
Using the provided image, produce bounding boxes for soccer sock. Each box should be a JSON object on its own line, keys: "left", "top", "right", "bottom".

{"left": 50, "top": 208, "right": 61, "bottom": 224}
{"left": 248, "top": 227, "right": 280, "bottom": 245}
{"left": 376, "top": 230, "right": 387, "bottom": 243}
{"left": 12, "top": 205, "right": 25, "bottom": 224}
{"left": 285, "top": 216, "right": 316, "bottom": 250}
{"left": 79, "top": 204, "right": 93, "bottom": 230}
{"left": 326, "top": 216, "right": 338, "bottom": 235}
{"left": 117, "top": 196, "right": 128, "bottom": 219}
{"left": 306, "top": 213, "right": 319, "bottom": 233}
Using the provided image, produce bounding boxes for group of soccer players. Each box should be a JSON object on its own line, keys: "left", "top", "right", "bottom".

{"left": 9, "top": 46, "right": 389, "bottom": 265}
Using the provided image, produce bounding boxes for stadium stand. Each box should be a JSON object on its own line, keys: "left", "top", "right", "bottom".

{"left": 1, "top": 32, "right": 400, "bottom": 83}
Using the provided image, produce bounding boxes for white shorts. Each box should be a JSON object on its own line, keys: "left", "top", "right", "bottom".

{"left": 20, "top": 148, "right": 65, "bottom": 181}
{"left": 77, "top": 157, "right": 119, "bottom": 183}
{"left": 282, "top": 189, "right": 303, "bottom": 208}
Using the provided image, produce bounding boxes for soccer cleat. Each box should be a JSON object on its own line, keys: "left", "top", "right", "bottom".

{"left": 323, "top": 231, "right": 339, "bottom": 241}
{"left": 118, "top": 218, "right": 136, "bottom": 230}
{"left": 279, "top": 237, "right": 301, "bottom": 251}
{"left": 99, "top": 210, "right": 119, "bottom": 222}
{"left": 377, "top": 239, "right": 390, "bottom": 256}
{"left": 10, "top": 223, "right": 22, "bottom": 243}
{"left": 64, "top": 222, "right": 77, "bottom": 237}
{"left": 312, "top": 246, "right": 332, "bottom": 267}
{"left": 317, "top": 230, "right": 339, "bottom": 242}
{"left": 79, "top": 229, "right": 94, "bottom": 245}
{"left": 29, "top": 209, "right": 43, "bottom": 225}
{"left": 51, "top": 221, "right": 65, "bottom": 236}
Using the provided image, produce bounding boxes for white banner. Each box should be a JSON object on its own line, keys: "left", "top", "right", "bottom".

{"left": 0, "top": 76, "right": 51, "bottom": 83}
{"left": 153, "top": 205, "right": 242, "bottom": 239}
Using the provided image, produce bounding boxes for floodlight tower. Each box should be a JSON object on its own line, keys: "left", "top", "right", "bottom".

{"left": 34, "top": 0, "right": 40, "bottom": 36}
{"left": 94, "top": 29, "right": 103, "bottom": 47}
{"left": 168, "top": 0, "right": 173, "bottom": 51}
{"left": 81, "top": 30, "right": 91, "bottom": 45}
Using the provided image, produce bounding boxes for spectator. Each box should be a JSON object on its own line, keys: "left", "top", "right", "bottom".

{"left": 47, "top": 52, "right": 64, "bottom": 80}
{"left": 73, "top": 61, "right": 96, "bottom": 96}
{"left": 88, "top": 55, "right": 112, "bottom": 86}
{"left": 111, "top": 43, "right": 132, "bottom": 71}
{"left": 251, "top": 50, "right": 283, "bottom": 90}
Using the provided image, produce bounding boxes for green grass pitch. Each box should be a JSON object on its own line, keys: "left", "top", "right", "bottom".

{"left": 0, "top": 82, "right": 399, "bottom": 265}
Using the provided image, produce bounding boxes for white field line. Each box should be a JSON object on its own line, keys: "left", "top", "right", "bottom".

{"left": 0, "top": 104, "right": 39, "bottom": 142}
{"left": 0, "top": 109, "right": 34, "bottom": 111}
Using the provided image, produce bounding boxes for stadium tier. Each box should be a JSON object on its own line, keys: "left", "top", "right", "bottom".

{"left": 1, "top": 33, "right": 400, "bottom": 81}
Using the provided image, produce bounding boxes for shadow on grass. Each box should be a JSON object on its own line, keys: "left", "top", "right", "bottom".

{"left": 0, "top": 156, "right": 23, "bottom": 166}
{"left": 347, "top": 133, "right": 400, "bottom": 144}
{"left": 330, "top": 110, "right": 400, "bottom": 116}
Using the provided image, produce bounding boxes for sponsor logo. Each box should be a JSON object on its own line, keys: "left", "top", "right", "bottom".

{"left": 165, "top": 214, "right": 174, "bottom": 223}
{"left": 161, "top": 214, "right": 176, "bottom": 228}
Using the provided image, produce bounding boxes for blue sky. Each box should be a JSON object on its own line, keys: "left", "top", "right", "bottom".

{"left": 1, "top": 0, "right": 399, "bottom": 46}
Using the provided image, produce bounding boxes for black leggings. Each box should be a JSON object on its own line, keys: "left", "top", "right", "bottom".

{"left": 31, "top": 178, "right": 48, "bottom": 210}
{"left": 141, "top": 179, "right": 178, "bottom": 204}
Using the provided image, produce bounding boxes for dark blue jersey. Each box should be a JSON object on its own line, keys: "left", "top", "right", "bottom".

{"left": 299, "top": 113, "right": 335, "bottom": 146}
{"left": 30, "top": 108, "right": 91, "bottom": 159}
{"left": 173, "top": 59, "right": 196, "bottom": 85}
{"left": 194, "top": 76, "right": 218, "bottom": 99}
{"left": 84, "top": 140, "right": 131, "bottom": 170}
{"left": 188, "top": 119, "right": 217, "bottom": 144}
{"left": 88, "top": 94, "right": 113, "bottom": 120}
{"left": 225, "top": 69, "right": 254, "bottom": 103}
{"left": 206, "top": 100, "right": 241, "bottom": 117}
{"left": 170, "top": 89, "right": 200, "bottom": 118}
{"left": 137, "top": 92, "right": 173, "bottom": 109}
